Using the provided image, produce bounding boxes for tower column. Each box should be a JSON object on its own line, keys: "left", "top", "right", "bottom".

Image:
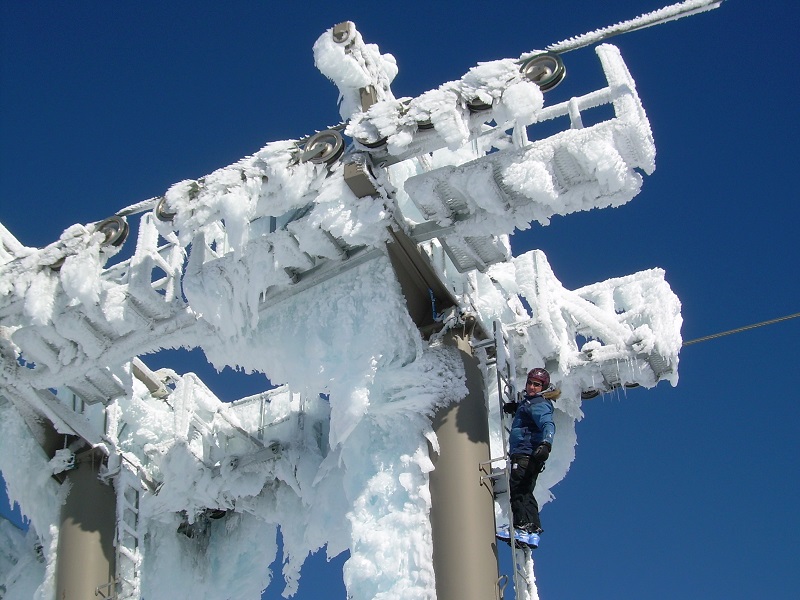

{"left": 429, "top": 321, "right": 499, "bottom": 600}
{"left": 55, "top": 449, "right": 116, "bottom": 599}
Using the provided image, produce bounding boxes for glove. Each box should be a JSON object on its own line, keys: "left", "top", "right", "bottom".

{"left": 532, "top": 442, "right": 551, "bottom": 462}
{"left": 502, "top": 402, "right": 518, "bottom": 415}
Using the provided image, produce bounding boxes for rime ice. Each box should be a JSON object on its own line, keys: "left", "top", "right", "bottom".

{"left": 0, "top": 20, "right": 683, "bottom": 600}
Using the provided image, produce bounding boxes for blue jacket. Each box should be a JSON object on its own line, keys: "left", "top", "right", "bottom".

{"left": 508, "top": 393, "right": 555, "bottom": 456}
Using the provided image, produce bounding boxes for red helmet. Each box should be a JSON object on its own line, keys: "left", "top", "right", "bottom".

{"left": 527, "top": 368, "right": 550, "bottom": 388}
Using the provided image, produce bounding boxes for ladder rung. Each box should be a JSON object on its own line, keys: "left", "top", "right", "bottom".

{"left": 117, "top": 546, "right": 138, "bottom": 561}
{"left": 118, "top": 522, "right": 139, "bottom": 537}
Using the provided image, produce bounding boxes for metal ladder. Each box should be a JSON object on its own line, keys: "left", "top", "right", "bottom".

{"left": 113, "top": 458, "right": 145, "bottom": 599}
{"left": 477, "top": 320, "right": 531, "bottom": 599}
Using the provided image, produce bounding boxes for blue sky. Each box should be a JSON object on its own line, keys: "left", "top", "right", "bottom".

{"left": 1, "top": 1, "right": 798, "bottom": 598}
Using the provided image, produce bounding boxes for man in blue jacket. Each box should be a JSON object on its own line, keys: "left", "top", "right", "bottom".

{"left": 499, "top": 367, "right": 556, "bottom": 548}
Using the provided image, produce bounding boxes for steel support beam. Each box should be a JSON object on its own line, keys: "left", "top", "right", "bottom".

{"left": 55, "top": 449, "right": 116, "bottom": 599}
{"left": 385, "top": 227, "right": 458, "bottom": 331}
{"left": 428, "top": 321, "right": 499, "bottom": 600}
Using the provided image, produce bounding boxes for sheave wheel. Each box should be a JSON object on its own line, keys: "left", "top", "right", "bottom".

{"left": 95, "top": 216, "right": 130, "bottom": 247}
{"left": 520, "top": 52, "right": 566, "bottom": 92}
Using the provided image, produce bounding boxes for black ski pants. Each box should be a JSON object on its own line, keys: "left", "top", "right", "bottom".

{"left": 509, "top": 453, "right": 544, "bottom": 531}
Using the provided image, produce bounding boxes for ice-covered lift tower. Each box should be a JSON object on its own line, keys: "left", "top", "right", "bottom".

{"left": 0, "top": 2, "right": 719, "bottom": 599}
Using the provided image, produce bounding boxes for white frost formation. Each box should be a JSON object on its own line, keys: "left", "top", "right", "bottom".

{"left": 0, "top": 21, "right": 681, "bottom": 600}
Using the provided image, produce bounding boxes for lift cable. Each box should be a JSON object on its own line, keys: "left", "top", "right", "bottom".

{"left": 682, "top": 312, "right": 800, "bottom": 346}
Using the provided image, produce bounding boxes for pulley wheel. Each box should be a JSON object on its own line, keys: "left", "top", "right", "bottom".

{"left": 302, "top": 130, "right": 345, "bottom": 165}
{"left": 155, "top": 196, "right": 177, "bottom": 222}
{"left": 356, "top": 135, "right": 388, "bottom": 149}
{"left": 520, "top": 52, "right": 566, "bottom": 92}
{"left": 95, "top": 216, "right": 129, "bottom": 247}
{"left": 332, "top": 22, "right": 354, "bottom": 44}
{"left": 467, "top": 98, "right": 493, "bottom": 113}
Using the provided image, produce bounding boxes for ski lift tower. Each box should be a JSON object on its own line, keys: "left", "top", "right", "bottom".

{"left": 0, "top": 2, "right": 720, "bottom": 599}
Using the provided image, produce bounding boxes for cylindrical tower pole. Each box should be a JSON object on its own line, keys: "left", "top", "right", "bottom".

{"left": 55, "top": 449, "right": 117, "bottom": 599}
{"left": 429, "top": 319, "right": 499, "bottom": 600}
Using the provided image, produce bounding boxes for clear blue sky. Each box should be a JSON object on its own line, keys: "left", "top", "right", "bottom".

{"left": 1, "top": 1, "right": 798, "bottom": 598}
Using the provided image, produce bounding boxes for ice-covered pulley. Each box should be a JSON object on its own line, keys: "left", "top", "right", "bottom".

{"left": 95, "top": 216, "right": 129, "bottom": 247}
{"left": 302, "top": 129, "right": 345, "bottom": 165}
{"left": 520, "top": 52, "right": 566, "bottom": 91}
{"left": 332, "top": 21, "right": 355, "bottom": 44}
{"left": 155, "top": 196, "right": 177, "bottom": 222}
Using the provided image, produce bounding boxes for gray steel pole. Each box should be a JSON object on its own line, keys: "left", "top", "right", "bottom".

{"left": 429, "top": 320, "right": 499, "bottom": 600}
{"left": 55, "top": 449, "right": 117, "bottom": 599}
